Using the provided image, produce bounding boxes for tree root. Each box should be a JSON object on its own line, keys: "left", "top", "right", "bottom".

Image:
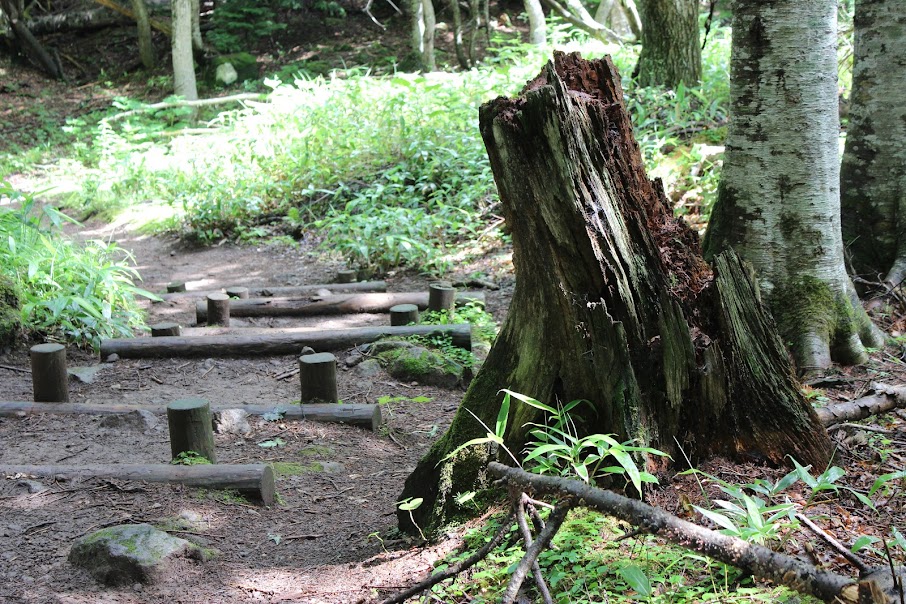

{"left": 816, "top": 382, "right": 906, "bottom": 426}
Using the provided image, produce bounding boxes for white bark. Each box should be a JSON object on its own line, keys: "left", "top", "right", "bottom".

{"left": 171, "top": 0, "right": 197, "bottom": 100}
{"left": 130, "top": 0, "right": 154, "bottom": 68}
{"left": 420, "top": 0, "right": 435, "bottom": 71}
{"left": 703, "top": 0, "right": 882, "bottom": 371}
{"left": 524, "top": 0, "right": 546, "bottom": 45}
{"left": 840, "top": 0, "right": 906, "bottom": 286}
{"left": 190, "top": 0, "right": 203, "bottom": 51}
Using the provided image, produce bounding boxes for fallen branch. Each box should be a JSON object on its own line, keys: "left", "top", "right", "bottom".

{"left": 817, "top": 383, "right": 906, "bottom": 426}
{"left": 104, "top": 93, "right": 266, "bottom": 122}
{"left": 379, "top": 511, "right": 516, "bottom": 604}
{"left": 486, "top": 462, "right": 899, "bottom": 603}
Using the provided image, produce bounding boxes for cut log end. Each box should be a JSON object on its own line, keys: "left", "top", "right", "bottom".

{"left": 150, "top": 322, "right": 181, "bottom": 337}
{"left": 206, "top": 293, "right": 230, "bottom": 327}
{"left": 30, "top": 343, "right": 69, "bottom": 403}
{"left": 167, "top": 398, "right": 217, "bottom": 464}
{"left": 166, "top": 281, "right": 187, "bottom": 293}
{"left": 299, "top": 353, "right": 338, "bottom": 404}
{"left": 390, "top": 304, "right": 420, "bottom": 326}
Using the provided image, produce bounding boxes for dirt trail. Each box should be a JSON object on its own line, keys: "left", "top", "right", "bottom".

{"left": 0, "top": 214, "right": 514, "bottom": 603}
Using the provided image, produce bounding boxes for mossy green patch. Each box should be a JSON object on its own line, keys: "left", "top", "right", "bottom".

{"left": 298, "top": 445, "right": 333, "bottom": 458}
{"left": 771, "top": 277, "right": 839, "bottom": 343}
{"left": 272, "top": 461, "right": 321, "bottom": 476}
{"left": 0, "top": 273, "right": 21, "bottom": 348}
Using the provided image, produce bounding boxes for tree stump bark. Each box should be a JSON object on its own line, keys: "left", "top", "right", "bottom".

{"left": 226, "top": 287, "right": 249, "bottom": 299}
{"left": 30, "top": 343, "right": 69, "bottom": 403}
{"left": 398, "top": 52, "right": 833, "bottom": 535}
{"left": 206, "top": 293, "right": 230, "bottom": 327}
{"left": 166, "top": 281, "right": 187, "bottom": 293}
{"left": 150, "top": 322, "right": 181, "bottom": 337}
{"left": 428, "top": 282, "right": 456, "bottom": 312}
{"left": 299, "top": 353, "right": 339, "bottom": 404}
{"left": 390, "top": 304, "right": 420, "bottom": 326}
{"left": 167, "top": 399, "right": 217, "bottom": 463}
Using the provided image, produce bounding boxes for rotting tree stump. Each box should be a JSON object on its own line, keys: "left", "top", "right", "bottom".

{"left": 194, "top": 291, "right": 485, "bottom": 323}
{"left": 398, "top": 52, "right": 833, "bottom": 535}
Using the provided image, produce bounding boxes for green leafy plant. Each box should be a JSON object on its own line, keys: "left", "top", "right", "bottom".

{"left": 0, "top": 183, "right": 156, "bottom": 349}
{"left": 420, "top": 300, "right": 498, "bottom": 344}
{"left": 171, "top": 451, "right": 213, "bottom": 465}
{"left": 788, "top": 457, "right": 875, "bottom": 509}
{"left": 397, "top": 497, "right": 426, "bottom": 540}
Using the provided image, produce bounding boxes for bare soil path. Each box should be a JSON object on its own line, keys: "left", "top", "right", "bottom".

{"left": 0, "top": 212, "right": 515, "bottom": 604}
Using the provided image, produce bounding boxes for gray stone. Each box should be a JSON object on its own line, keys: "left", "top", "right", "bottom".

{"left": 215, "top": 62, "right": 238, "bottom": 85}
{"left": 14, "top": 479, "right": 47, "bottom": 494}
{"left": 68, "top": 524, "right": 206, "bottom": 586}
{"left": 353, "top": 359, "right": 382, "bottom": 378}
{"left": 300, "top": 346, "right": 316, "bottom": 356}
{"left": 212, "top": 409, "right": 252, "bottom": 436}
{"left": 99, "top": 410, "right": 159, "bottom": 432}
{"left": 104, "top": 353, "right": 120, "bottom": 363}
{"left": 68, "top": 365, "right": 104, "bottom": 384}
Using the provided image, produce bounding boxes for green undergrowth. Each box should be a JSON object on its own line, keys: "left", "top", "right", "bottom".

{"left": 6, "top": 23, "right": 734, "bottom": 275}
{"left": 0, "top": 183, "right": 155, "bottom": 349}
{"left": 430, "top": 508, "right": 819, "bottom": 603}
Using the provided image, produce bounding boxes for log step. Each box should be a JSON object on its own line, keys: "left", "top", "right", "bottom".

{"left": 194, "top": 291, "right": 485, "bottom": 323}
{"left": 0, "top": 463, "right": 276, "bottom": 505}
{"left": 156, "top": 281, "right": 388, "bottom": 302}
{"left": 0, "top": 401, "right": 383, "bottom": 431}
{"left": 100, "top": 324, "right": 472, "bottom": 359}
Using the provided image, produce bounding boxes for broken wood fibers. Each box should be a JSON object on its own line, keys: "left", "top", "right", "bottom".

{"left": 399, "top": 52, "right": 832, "bottom": 535}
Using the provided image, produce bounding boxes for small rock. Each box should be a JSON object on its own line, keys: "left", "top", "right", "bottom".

{"left": 68, "top": 365, "right": 105, "bottom": 384}
{"left": 314, "top": 289, "right": 332, "bottom": 297}
{"left": 68, "top": 523, "right": 206, "bottom": 586}
{"left": 300, "top": 346, "right": 316, "bottom": 356}
{"left": 99, "top": 410, "right": 159, "bottom": 433}
{"left": 14, "top": 479, "right": 48, "bottom": 494}
{"left": 212, "top": 409, "right": 252, "bottom": 436}
{"left": 104, "top": 353, "right": 120, "bottom": 363}
{"left": 353, "top": 359, "right": 382, "bottom": 378}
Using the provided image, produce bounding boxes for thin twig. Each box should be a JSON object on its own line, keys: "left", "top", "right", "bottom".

{"left": 502, "top": 498, "right": 574, "bottom": 604}
{"left": 0, "top": 364, "right": 30, "bottom": 374}
{"left": 379, "top": 511, "right": 516, "bottom": 604}
{"left": 796, "top": 513, "right": 869, "bottom": 574}
{"left": 513, "top": 491, "right": 554, "bottom": 604}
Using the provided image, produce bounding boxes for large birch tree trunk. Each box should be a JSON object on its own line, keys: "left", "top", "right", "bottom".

{"left": 636, "top": 0, "right": 701, "bottom": 88}
{"left": 397, "top": 52, "right": 833, "bottom": 536}
{"left": 524, "top": 0, "right": 546, "bottom": 45}
{"left": 131, "top": 0, "right": 155, "bottom": 68}
{"left": 171, "top": 0, "right": 197, "bottom": 100}
{"left": 839, "top": 0, "right": 906, "bottom": 287}
{"left": 703, "top": 0, "right": 883, "bottom": 373}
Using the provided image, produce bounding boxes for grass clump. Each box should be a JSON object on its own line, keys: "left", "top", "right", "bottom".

{"left": 0, "top": 183, "right": 155, "bottom": 349}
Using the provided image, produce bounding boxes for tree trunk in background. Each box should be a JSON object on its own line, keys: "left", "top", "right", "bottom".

{"left": 594, "top": 0, "right": 633, "bottom": 40}
{"left": 0, "top": 0, "right": 64, "bottom": 79}
{"left": 524, "top": 0, "right": 546, "bottom": 45}
{"left": 130, "top": 0, "right": 155, "bottom": 68}
{"left": 703, "top": 0, "right": 883, "bottom": 373}
{"left": 618, "top": 0, "right": 642, "bottom": 38}
{"left": 408, "top": 0, "right": 435, "bottom": 71}
{"left": 636, "top": 0, "right": 700, "bottom": 88}
{"left": 171, "top": 0, "right": 197, "bottom": 100}
{"left": 190, "top": 0, "right": 203, "bottom": 52}
{"left": 397, "top": 52, "right": 833, "bottom": 536}
{"left": 840, "top": 0, "right": 906, "bottom": 287}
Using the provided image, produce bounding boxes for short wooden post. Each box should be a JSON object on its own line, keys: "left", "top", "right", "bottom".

{"left": 30, "top": 343, "right": 69, "bottom": 403}
{"left": 166, "top": 281, "right": 186, "bottom": 293}
{"left": 167, "top": 398, "right": 217, "bottom": 464}
{"left": 150, "top": 322, "right": 181, "bottom": 337}
{"left": 226, "top": 287, "right": 249, "bottom": 299}
{"left": 299, "top": 353, "right": 338, "bottom": 404}
{"left": 206, "top": 293, "right": 230, "bottom": 326}
{"left": 390, "top": 304, "right": 419, "bottom": 326}
{"left": 336, "top": 269, "right": 357, "bottom": 283}
{"left": 428, "top": 282, "right": 456, "bottom": 313}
